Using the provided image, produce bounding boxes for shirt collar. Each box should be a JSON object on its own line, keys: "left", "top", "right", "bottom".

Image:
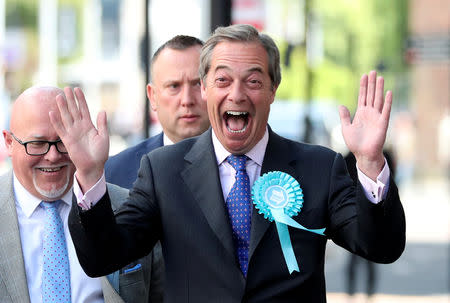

{"left": 13, "top": 172, "right": 73, "bottom": 218}
{"left": 163, "top": 133, "right": 174, "bottom": 146}
{"left": 212, "top": 127, "right": 268, "bottom": 167}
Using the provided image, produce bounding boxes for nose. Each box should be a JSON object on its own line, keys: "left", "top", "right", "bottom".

{"left": 180, "top": 84, "right": 196, "bottom": 107}
{"left": 227, "top": 81, "right": 246, "bottom": 104}
{"left": 44, "top": 144, "right": 63, "bottom": 161}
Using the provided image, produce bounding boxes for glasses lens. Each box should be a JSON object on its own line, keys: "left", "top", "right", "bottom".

{"left": 26, "top": 142, "right": 49, "bottom": 155}
{"left": 56, "top": 141, "right": 68, "bottom": 153}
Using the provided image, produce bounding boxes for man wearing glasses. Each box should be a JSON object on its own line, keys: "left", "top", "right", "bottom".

{"left": 0, "top": 86, "right": 148, "bottom": 302}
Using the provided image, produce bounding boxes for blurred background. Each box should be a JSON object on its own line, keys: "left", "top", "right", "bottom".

{"left": 0, "top": 0, "right": 448, "bottom": 302}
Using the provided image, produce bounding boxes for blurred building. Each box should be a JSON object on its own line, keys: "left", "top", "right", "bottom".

{"left": 408, "top": 0, "right": 450, "bottom": 177}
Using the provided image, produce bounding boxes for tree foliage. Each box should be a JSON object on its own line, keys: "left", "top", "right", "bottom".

{"left": 274, "top": 0, "right": 409, "bottom": 112}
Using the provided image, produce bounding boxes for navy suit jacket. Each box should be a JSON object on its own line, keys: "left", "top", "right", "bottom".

{"left": 70, "top": 128, "right": 405, "bottom": 303}
{"left": 104, "top": 132, "right": 164, "bottom": 303}
{"left": 106, "top": 133, "right": 164, "bottom": 189}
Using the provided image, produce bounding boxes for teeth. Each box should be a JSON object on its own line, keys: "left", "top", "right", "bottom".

{"left": 227, "top": 125, "right": 247, "bottom": 133}
{"left": 39, "top": 167, "right": 61, "bottom": 172}
{"left": 226, "top": 111, "right": 248, "bottom": 116}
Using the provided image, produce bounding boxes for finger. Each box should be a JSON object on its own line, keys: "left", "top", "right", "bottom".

{"left": 49, "top": 96, "right": 67, "bottom": 138}
{"left": 381, "top": 90, "right": 392, "bottom": 124}
{"left": 338, "top": 105, "right": 351, "bottom": 128}
{"left": 55, "top": 93, "right": 74, "bottom": 130}
{"left": 366, "top": 70, "right": 377, "bottom": 107}
{"left": 74, "top": 87, "right": 91, "bottom": 121}
{"left": 96, "top": 111, "right": 109, "bottom": 138}
{"left": 373, "top": 76, "right": 385, "bottom": 112}
{"left": 358, "top": 74, "right": 368, "bottom": 107}
{"left": 64, "top": 87, "right": 80, "bottom": 122}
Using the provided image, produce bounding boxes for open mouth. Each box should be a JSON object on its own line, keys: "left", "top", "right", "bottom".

{"left": 224, "top": 111, "right": 249, "bottom": 133}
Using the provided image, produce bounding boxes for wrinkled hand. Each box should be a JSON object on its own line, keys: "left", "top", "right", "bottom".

{"left": 49, "top": 87, "right": 109, "bottom": 191}
{"left": 339, "top": 71, "right": 392, "bottom": 180}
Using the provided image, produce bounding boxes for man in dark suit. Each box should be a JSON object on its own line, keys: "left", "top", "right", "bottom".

{"left": 52, "top": 24, "right": 405, "bottom": 302}
{"left": 104, "top": 35, "right": 210, "bottom": 302}
{"left": 105, "top": 35, "right": 209, "bottom": 189}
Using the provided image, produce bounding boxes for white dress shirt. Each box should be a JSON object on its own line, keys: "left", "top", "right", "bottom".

{"left": 162, "top": 133, "right": 174, "bottom": 146}
{"left": 13, "top": 174, "right": 104, "bottom": 303}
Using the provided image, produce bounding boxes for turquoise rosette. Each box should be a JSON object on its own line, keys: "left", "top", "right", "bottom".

{"left": 252, "top": 171, "right": 326, "bottom": 274}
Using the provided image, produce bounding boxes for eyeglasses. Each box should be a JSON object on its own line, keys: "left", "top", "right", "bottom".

{"left": 9, "top": 132, "right": 68, "bottom": 156}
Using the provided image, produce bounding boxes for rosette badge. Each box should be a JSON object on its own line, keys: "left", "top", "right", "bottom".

{"left": 252, "top": 171, "right": 326, "bottom": 274}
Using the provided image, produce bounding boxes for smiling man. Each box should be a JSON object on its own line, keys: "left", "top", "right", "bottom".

{"left": 0, "top": 86, "right": 151, "bottom": 303}
{"left": 54, "top": 24, "right": 405, "bottom": 302}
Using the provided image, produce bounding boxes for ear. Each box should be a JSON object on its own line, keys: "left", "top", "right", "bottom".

{"left": 2, "top": 130, "right": 13, "bottom": 157}
{"left": 147, "top": 84, "right": 157, "bottom": 111}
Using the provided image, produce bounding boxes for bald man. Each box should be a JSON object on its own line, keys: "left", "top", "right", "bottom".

{"left": 0, "top": 86, "right": 150, "bottom": 303}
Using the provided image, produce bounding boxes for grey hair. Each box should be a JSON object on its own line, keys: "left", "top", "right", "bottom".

{"left": 199, "top": 24, "right": 281, "bottom": 89}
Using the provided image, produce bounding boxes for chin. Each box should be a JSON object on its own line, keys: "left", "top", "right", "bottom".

{"left": 33, "top": 173, "right": 71, "bottom": 200}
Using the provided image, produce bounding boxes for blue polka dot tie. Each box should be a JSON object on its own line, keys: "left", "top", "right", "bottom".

{"left": 226, "top": 155, "right": 252, "bottom": 276}
{"left": 41, "top": 200, "right": 71, "bottom": 302}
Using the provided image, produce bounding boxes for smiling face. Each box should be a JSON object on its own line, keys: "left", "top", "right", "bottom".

{"left": 3, "top": 87, "right": 75, "bottom": 201}
{"left": 201, "top": 41, "right": 277, "bottom": 154}
{"left": 148, "top": 45, "right": 210, "bottom": 143}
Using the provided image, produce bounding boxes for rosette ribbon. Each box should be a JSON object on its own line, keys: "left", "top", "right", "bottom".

{"left": 252, "top": 171, "right": 326, "bottom": 274}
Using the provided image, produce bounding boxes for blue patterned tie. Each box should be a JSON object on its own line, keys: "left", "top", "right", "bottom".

{"left": 41, "top": 200, "right": 71, "bottom": 302}
{"left": 226, "top": 155, "right": 252, "bottom": 276}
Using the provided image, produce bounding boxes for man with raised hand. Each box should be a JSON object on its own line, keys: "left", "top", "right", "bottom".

{"left": 52, "top": 24, "right": 405, "bottom": 302}
{"left": 0, "top": 86, "right": 143, "bottom": 303}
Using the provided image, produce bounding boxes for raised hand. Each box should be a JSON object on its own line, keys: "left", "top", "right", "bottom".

{"left": 339, "top": 71, "right": 392, "bottom": 181}
{"left": 49, "top": 87, "right": 109, "bottom": 191}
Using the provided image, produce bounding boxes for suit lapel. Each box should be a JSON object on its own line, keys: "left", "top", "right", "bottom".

{"left": 181, "top": 130, "right": 299, "bottom": 271}
{"left": 0, "top": 172, "right": 31, "bottom": 303}
{"left": 249, "top": 130, "right": 298, "bottom": 261}
{"left": 181, "top": 130, "right": 236, "bottom": 260}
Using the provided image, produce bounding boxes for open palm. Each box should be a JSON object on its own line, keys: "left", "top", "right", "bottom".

{"left": 339, "top": 71, "right": 392, "bottom": 179}
{"left": 49, "top": 87, "right": 109, "bottom": 190}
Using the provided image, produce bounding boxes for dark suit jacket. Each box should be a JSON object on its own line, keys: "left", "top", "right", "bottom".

{"left": 105, "top": 132, "right": 164, "bottom": 303}
{"left": 69, "top": 128, "right": 405, "bottom": 303}
{"left": 106, "top": 133, "right": 164, "bottom": 189}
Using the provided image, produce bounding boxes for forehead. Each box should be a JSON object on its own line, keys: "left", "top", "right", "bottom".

{"left": 153, "top": 46, "right": 201, "bottom": 71}
{"left": 209, "top": 41, "right": 269, "bottom": 74}
{"left": 12, "top": 91, "right": 60, "bottom": 138}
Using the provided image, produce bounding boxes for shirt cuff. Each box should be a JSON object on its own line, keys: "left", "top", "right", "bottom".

{"left": 356, "top": 158, "right": 390, "bottom": 204}
{"left": 73, "top": 172, "right": 107, "bottom": 210}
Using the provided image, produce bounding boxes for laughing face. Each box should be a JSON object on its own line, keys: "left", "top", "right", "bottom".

{"left": 201, "top": 41, "right": 277, "bottom": 154}
{"left": 3, "top": 87, "right": 75, "bottom": 201}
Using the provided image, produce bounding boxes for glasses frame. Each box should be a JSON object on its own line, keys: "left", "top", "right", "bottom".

{"left": 9, "top": 132, "right": 68, "bottom": 156}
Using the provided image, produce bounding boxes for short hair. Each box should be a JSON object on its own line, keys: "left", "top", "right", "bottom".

{"left": 151, "top": 35, "right": 204, "bottom": 69}
{"left": 199, "top": 24, "right": 281, "bottom": 89}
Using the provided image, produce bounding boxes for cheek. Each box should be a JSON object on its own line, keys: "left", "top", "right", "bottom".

{"left": 15, "top": 154, "right": 38, "bottom": 170}
{"left": 12, "top": 156, "right": 39, "bottom": 184}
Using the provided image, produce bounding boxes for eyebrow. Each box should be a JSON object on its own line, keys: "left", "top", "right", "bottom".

{"left": 214, "top": 65, "right": 264, "bottom": 75}
{"left": 27, "top": 135, "right": 61, "bottom": 141}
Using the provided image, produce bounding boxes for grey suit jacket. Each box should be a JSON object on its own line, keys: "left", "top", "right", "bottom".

{"left": 0, "top": 171, "right": 125, "bottom": 303}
